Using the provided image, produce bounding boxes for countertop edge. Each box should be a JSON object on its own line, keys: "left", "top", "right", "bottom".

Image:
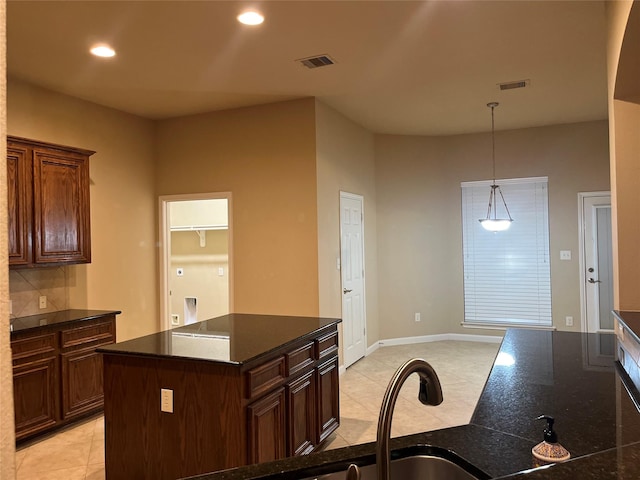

{"left": 98, "top": 316, "right": 341, "bottom": 367}
{"left": 10, "top": 309, "right": 122, "bottom": 336}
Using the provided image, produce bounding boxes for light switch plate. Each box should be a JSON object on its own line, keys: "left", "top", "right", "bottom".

{"left": 560, "top": 250, "right": 571, "bottom": 260}
{"left": 161, "top": 388, "right": 174, "bottom": 413}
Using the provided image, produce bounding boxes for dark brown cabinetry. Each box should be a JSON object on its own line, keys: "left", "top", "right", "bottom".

{"left": 12, "top": 333, "right": 59, "bottom": 439}
{"left": 102, "top": 320, "right": 340, "bottom": 480}
{"left": 248, "top": 388, "right": 287, "bottom": 464}
{"left": 317, "top": 357, "right": 340, "bottom": 444}
{"left": 286, "top": 370, "right": 317, "bottom": 456}
{"left": 7, "top": 136, "right": 94, "bottom": 268}
{"left": 11, "top": 312, "right": 117, "bottom": 441}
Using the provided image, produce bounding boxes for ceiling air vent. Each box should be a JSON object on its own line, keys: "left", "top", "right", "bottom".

{"left": 297, "top": 54, "right": 336, "bottom": 69}
{"left": 498, "top": 79, "right": 530, "bottom": 91}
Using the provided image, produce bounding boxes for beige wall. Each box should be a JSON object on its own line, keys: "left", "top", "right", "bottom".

{"left": 606, "top": 1, "right": 640, "bottom": 311}
{"left": 315, "top": 100, "right": 379, "bottom": 351}
{"left": 7, "top": 78, "right": 158, "bottom": 342}
{"left": 375, "top": 120, "right": 610, "bottom": 340}
{"left": 0, "top": 0, "right": 16, "bottom": 475}
{"left": 156, "top": 98, "right": 320, "bottom": 317}
{"left": 170, "top": 229, "right": 229, "bottom": 323}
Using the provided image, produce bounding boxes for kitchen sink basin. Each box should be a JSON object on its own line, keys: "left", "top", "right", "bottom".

{"left": 299, "top": 445, "right": 489, "bottom": 480}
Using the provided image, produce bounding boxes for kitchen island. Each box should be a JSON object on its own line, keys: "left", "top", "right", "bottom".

{"left": 186, "top": 327, "right": 640, "bottom": 480}
{"left": 98, "top": 313, "right": 341, "bottom": 480}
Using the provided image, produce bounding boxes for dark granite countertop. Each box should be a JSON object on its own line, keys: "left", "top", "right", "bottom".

{"left": 98, "top": 313, "right": 340, "bottom": 365}
{"left": 614, "top": 310, "right": 640, "bottom": 343}
{"left": 10, "top": 309, "right": 121, "bottom": 335}
{"left": 183, "top": 328, "right": 640, "bottom": 480}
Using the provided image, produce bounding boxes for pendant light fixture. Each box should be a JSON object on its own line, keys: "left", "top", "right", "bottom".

{"left": 479, "top": 102, "right": 513, "bottom": 232}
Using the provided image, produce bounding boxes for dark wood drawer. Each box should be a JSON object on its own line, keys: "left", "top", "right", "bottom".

{"left": 246, "top": 356, "right": 285, "bottom": 400}
{"left": 315, "top": 331, "right": 338, "bottom": 361}
{"left": 286, "top": 342, "right": 314, "bottom": 377}
{"left": 11, "top": 333, "right": 57, "bottom": 363}
{"left": 61, "top": 319, "right": 115, "bottom": 349}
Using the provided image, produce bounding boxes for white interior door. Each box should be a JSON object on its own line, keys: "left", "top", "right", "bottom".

{"left": 580, "top": 193, "right": 614, "bottom": 333}
{"left": 340, "top": 192, "right": 366, "bottom": 368}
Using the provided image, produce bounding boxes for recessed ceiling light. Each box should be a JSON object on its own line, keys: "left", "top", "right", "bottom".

{"left": 237, "top": 11, "right": 264, "bottom": 26}
{"left": 90, "top": 44, "right": 116, "bottom": 58}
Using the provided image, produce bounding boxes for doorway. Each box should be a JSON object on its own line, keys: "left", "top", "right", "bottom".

{"left": 159, "top": 193, "right": 233, "bottom": 331}
{"left": 340, "top": 192, "right": 367, "bottom": 368}
{"left": 579, "top": 192, "right": 613, "bottom": 333}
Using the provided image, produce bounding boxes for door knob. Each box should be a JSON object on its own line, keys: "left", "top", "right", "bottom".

{"left": 588, "top": 278, "right": 601, "bottom": 284}
{"left": 343, "top": 288, "right": 352, "bottom": 294}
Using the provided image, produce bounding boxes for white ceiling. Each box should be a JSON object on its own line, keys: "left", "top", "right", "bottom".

{"left": 7, "top": 1, "right": 609, "bottom": 135}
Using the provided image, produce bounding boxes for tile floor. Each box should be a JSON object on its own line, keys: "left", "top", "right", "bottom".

{"left": 14, "top": 340, "right": 499, "bottom": 479}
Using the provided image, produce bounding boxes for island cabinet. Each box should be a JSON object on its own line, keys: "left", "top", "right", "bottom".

{"left": 100, "top": 314, "right": 341, "bottom": 480}
{"left": 7, "top": 136, "right": 94, "bottom": 268}
{"left": 10, "top": 310, "right": 119, "bottom": 442}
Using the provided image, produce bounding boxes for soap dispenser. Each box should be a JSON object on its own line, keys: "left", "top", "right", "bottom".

{"left": 531, "top": 415, "right": 570, "bottom": 466}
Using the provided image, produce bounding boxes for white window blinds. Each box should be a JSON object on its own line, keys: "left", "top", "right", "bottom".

{"left": 461, "top": 177, "right": 552, "bottom": 327}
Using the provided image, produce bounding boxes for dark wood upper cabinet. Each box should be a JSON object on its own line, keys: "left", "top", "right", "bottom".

{"left": 7, "top": 136, "right": 94, "bottom": 268}
{"left": 7, "top": 143, "right": 32, "bottom": 266}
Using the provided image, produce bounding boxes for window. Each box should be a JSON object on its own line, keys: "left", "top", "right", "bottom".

{"left": 461, "top": 177, "right": 551, "bottom": 327}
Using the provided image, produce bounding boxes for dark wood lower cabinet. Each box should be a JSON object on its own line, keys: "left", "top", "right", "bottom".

{"left": 13, "top": 356, "right": 59, "bottom": 439}
{"left": 61, "top": 342, "right": 110, "bottom": 420}
{"left": 248, "top": 388, "right": 287, "bottom": 463}
{"left": 317, "top": 357, "right": 340, "bottom": 444}
{"left": 10, "top": 312, "right": 118, "bottom": 442}
{"left": 286, "top": 370, "right": 316, "bottom": 456}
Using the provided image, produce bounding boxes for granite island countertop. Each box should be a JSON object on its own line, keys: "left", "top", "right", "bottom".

{"left": 183, "top": 328, "right": 640, "bottom": 480}
{"left": 614, "top": 310, "right": 640, "bottom": 343}
{"left": 98, "top": 313, "right": 341, "bottom": 366}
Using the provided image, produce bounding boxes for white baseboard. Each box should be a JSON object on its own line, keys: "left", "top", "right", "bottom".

{"left": 366, "top": 342, "right": 380, "bottom": 356}
{"left": 377, "top": 332, "right": 503, "bottom": 348}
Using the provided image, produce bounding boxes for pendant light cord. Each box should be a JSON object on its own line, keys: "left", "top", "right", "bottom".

{"left": 480, "top": 101, "right": 513, "bottom": 227}
{"left": 488, "top": 101, "right": 498, "bottom": 185}
{"left": 491, "top": 104, "right": 496, "bottom": 184}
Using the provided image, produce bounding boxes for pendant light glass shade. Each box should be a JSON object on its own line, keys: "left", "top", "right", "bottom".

{"left": 479, "top": 103, "right": 513, "bottom": 232}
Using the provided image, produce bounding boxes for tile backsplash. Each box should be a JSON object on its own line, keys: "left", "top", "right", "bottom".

{"left": 9, "top": 267, "right": 69, "bottom": 318}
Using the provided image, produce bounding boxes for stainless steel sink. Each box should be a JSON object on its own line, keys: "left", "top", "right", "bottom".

{"left": 299, "top": 446, "right": 488, "bottom": 480}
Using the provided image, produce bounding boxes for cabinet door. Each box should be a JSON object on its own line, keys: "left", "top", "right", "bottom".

{"left": 7, "top": 143, "right": 32, "bottom": 266}
{"left": 316, "top": 357, "right": 340, "bottom": 444}
{"left": 286, "top": 371, "right": 316, "bottom": 456}
{"left": 61, "top": 343, "right": 109, "bottom": 420}
{"left": 13, "top": 356, "right": 59, "bottom": 440}
{"left": 247, "top": 388, "right": 286, "bottom": 464}
{"left": 32, "top": 147, "right": 91, "bottom": 264}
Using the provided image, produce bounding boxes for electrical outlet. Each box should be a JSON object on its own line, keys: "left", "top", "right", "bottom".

{"left": 161, "top": 388, "right": 174, "bottom": 413}
{"left": 415, "top": 312, "right": 421, "bottom": 322}
{"left": 565, "top": 316, "right": 574, "bottom": 327}
{"left": 39, "top": 296, "right": 47, "bottom": 309}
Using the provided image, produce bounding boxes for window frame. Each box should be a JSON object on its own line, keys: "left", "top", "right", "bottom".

{"left": 461, "top": 176, "right": 553, "bottom": 329}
